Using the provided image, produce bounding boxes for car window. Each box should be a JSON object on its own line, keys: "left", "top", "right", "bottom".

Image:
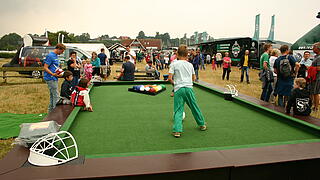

{"left": 74, "top": 50, "right": 87, "bottom": 60}
{"left": 21, "top": 47, "right": 46, "bottom": 60}
{"left": 20, "top": 47, "right": 47, "bottom": 66}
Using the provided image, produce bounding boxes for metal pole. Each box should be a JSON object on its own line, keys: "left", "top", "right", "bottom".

{"left": 58, "top": 33, "right": 61, "bottom": 44}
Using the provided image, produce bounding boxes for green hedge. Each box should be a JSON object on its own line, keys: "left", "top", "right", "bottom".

{"left": 0, "top": 53, "right": 15, "bottom": 58}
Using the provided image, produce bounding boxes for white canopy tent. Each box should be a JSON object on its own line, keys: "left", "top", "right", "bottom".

{"left": 64, "top": 43, "right": 110, "bottom": 58}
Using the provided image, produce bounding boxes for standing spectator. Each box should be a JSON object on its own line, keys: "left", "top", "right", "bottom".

{"left": 84, "top": 59, "right": 93, "bottom": 80}
{"left": 164, "top": 54, "right": 170, "bottom": 69}
{"left": 206, "top": 54, "right": 211, "bottom": 64}
{"left": 43, "top": 43, "right": 66, "bottom": 112}
{"left": 222, "top": 52, "right": 232, "bottom": 80}
{"left": 298, "top": 51, "right": 313, "bottom": 78}
{"left": 98, "top": 48, "right": 109, "bottom": 78}
{"left": 126, "top": 47, "right": 136, "bottom": 65}
{"left": 273, "top": 45, "right": 300, "bottom": 107}
{"left": 91, "top": 52, "right": 101, "bottom": 76}
{"left": 155, "top": 55, "right": 161, "bottom": 70}
{"left": 260, "top": 43, "right": 273, "bottom": 102}
{"left": 192, "top": 50, "right": 201, "bottom": 82}
{"left": 189, "top": 49, "right": 195, "bottom": 63}
{"left": 170, "top": 49, "right": 177, "bottom": 63}
{"left": 269, "top": 49, "right": 281, "bottom": 103}
{"left": 200, "top": 52, "right": 205, "bottom": 70}
{"left": 239, "top": 50, "right": 251, "bottom": 84}
{"left": 160, "top": 52, "right": 165, "bottom": 70}
{"left": 212, "top": 54, "right": 217, "bottom": 71}
{"left": 137, "top": 51, "right": 142, "bottom": 63}
{"left": 260, "top": 43, "right": 273, "bottom": 70}
{"left": 67, "top": 51, "right": 81, "bottom": 86}
{"left": 310, "top": 42, "right": 320, "bottom": 111}
{"left": 152, "top": 51, "right": 157, "bottom": 65}
{"left": 215, "top": 52, "right": 222, "bottom": 68}
{"left": 146, "top": 53, "right": 151, "bottom": 63}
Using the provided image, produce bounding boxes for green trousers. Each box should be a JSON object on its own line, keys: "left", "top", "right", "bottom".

{"left": 173, "top": 87, "right": 205, "bottom": 132}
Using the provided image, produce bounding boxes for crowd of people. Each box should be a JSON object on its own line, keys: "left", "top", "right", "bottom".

{"left": 43, "top": 42, "right": 320, "bottom": 120}
{"left": 43, "top": 44, "right": 110, "bottom": 112}
{"left": 119, "top": 42, "right": 320, "bottom": 118}
{"left": 259, "top": 42, "right": 320, "bottom": 116}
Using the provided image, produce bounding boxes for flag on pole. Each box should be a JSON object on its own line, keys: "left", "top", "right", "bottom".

{"left": 267, "top": 15, "right": 275, "bottom": 42}
{"left": 253, "top": 14, "right": 260, "bottom": 41}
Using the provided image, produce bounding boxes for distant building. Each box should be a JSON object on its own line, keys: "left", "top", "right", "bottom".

{"left": 119, "top": 36, "right": 131, "bottom": 40}
{"left": 121, "top": 39, "right": 162, "bottom": 51}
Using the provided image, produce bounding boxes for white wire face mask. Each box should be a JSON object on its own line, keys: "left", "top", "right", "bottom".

{"left": 28, "top": 131, "right": 78, "bottom": 166}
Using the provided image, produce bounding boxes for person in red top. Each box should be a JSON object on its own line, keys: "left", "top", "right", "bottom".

{"left": 211, "top": 54, "right": 217, "bottom": 71}
{"left": 145, "top": 53, "right": 151, "bottom": 63}
{"left": 170, "top": 49, "right": 177, "bottom": 63}
{"left": 222, "top": 52, "right": 232, "bottom": 80}
{"left": 71, "top": 78, "right": 93, "bottom": 112}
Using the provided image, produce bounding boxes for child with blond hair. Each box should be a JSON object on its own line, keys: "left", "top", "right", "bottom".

{"left": 84, "top": 59, "right": 93, "bottom": 80}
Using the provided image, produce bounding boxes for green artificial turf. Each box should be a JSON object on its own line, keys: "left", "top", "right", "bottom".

{"left": 0, "top": 113, "right": 46, "bottom": 139}
{"left": 67, "top": 85, "right": 320, "bottom": 158}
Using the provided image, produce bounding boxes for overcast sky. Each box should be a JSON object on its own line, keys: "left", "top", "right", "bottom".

{"left": 0, "top": 0, "right": 319, "bottom": 43}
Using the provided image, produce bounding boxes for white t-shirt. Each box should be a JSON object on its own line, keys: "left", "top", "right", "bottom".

{"left": 206, "top": 55, "right": 211, "bottom": 61}
{"left": 164, "top": 57, "right": 169, "bottom": 64}
{"left": 216, "top": 53, "right": 222, "bottom": 61}
{"left": 169, "top": 60, "right": 195, "bottom": 92}
{"left": 269, "top": 56, "right": 277, "bottom": 77}
{"left": 128, "top": 50, "right": 136, "bottom": 64}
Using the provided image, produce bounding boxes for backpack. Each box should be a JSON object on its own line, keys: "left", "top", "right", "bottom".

{"left": 279, "top": 55, "right": 292, "bottom": 78}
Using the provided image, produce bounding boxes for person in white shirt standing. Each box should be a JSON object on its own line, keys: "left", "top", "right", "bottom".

{"left": 168, "top": 45, "right": 206, "bottom": 138}
{"left": 126, "top": 47, "right": 136, "bottom": 65}
{"left": 269, "top": 49, "right": 280, "bottom": 103}
{"left": 206, "top": 54, "right": 211, "bottom": 64}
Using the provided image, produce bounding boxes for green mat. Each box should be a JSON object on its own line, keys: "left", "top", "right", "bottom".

{"left": 66, "top": 85, "right": 320, "bottom": 158}
{"left": 0, "top": 113, "right": 46, "bottom": 139}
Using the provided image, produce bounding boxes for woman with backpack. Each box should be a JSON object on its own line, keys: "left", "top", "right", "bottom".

{"left": 273, "top": 45, "right": 300, "bottom": 107}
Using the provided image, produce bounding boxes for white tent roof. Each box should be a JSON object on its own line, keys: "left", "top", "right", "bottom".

{"left": 64, "top": 43, "right": 110, "bottom": 58}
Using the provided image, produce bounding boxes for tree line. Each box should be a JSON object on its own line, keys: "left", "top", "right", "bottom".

{"left": 0, "top": 30, "right": 213, "bottom": 50}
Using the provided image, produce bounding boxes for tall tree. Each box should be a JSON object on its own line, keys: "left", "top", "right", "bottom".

{"left": 99, "top": 34, "right": 109, "bottom": 40}
{"left": 137, "top": 31, "right": 146, "bottom": 39}
{"left": 0, "top": 33, "right": 22, "bottom": 50}
{"left": 76, "top": 33, "right": 90, "bottom": 42}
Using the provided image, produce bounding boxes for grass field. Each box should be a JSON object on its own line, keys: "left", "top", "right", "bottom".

{"left": 0, "top": 58, "right": 319, "bottom": 159}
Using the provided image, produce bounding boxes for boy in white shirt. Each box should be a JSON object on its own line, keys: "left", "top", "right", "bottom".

{"left": 168, "top": 45, "right": 206, "bottom": 138}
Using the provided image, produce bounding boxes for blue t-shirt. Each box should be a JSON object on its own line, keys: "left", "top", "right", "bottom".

{"left": 98, "top": 53, "right": 107, "bottom": 65}
{"left": 44, "top": 52, "right": 59, "bottom": 81}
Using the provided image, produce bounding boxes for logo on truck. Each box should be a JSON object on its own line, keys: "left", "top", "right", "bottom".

{"left": 232, "top": 41, "right": 240, "bottom": 58}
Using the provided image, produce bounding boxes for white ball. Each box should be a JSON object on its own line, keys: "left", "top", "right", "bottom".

{"left": 140, "top": 86, "right": 145, "bottom": 91}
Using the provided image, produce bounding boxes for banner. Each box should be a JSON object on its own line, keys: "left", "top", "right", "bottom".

{"left": 253, "top": 14, "right": 260, "bottom": 41}
{"left": 267, "top": 15, "right": 275, "bottom": 42}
